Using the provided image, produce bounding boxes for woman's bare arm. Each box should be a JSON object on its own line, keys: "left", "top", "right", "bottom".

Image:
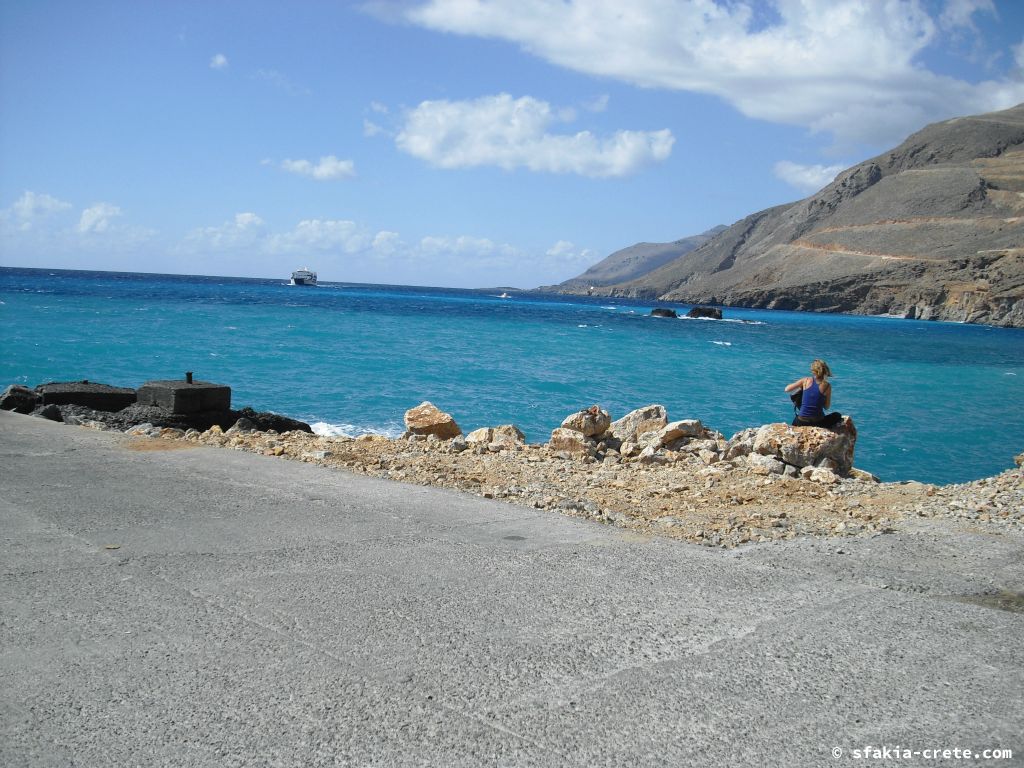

{"left": 785, "top": 377, "right": 807, "bottom": 393}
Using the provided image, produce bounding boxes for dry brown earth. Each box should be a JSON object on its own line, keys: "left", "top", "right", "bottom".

{"left": 130, "top": 424, "right": 1023, "bottom": 549}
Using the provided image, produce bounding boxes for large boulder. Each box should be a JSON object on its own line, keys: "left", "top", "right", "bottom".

{"left": 608, "top": 405, "right": 668, "bottom": 444}
{"left": 36, "top": 381, "right": 136, "bottom": 412}
{"left": 752, "top": 418, "right": 856, "bottom": 474}
{"left": 724, "top": 427, "right": 759, "bottom": 459}
{"left": 548, "top": 427, "right": 595, "bottom": 456}
{"left": 650, "top": 308, "right": 678, "bottom": 318}
{"left": 560, "top": 406, "right": 611, "bottom": 438}
{"left": 30, "top": 404, "right": 64, "bottom": 422}
{"left": 1, "top": 384, "right": 40, "bottom": 413}
{"left": 230, "top": 407, "right": 312, "bottom": 434}
{"left": 656, "top": 419, "right": 706, "bottom": 445}
{"left": 404, "top": 402, "right": 461, "bottom": 439}
{"left": 466, "top": 425, "right": 526, "bottom": 450}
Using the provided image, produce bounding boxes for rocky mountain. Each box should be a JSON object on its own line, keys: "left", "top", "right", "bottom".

{"left": 552, "top": 103, "right": 1024, "bottom": 327}
{"left": 551, "top": 226, "right": 726, "bottom": 291}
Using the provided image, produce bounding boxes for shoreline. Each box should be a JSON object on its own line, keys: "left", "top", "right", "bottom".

{"left": 4, "top": 379, "right": 1020, "bottom": 548}
{"left": 129, "top": 417, "right": 1023, "bottom": 549}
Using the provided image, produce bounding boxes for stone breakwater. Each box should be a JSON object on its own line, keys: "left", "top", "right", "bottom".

{"left": 114, "top": 401, "right": 1021, "bottom": 549}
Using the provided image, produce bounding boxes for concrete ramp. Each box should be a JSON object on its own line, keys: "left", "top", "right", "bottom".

{"left": 1, "top": 411, "right": 1021, "bottom": 766}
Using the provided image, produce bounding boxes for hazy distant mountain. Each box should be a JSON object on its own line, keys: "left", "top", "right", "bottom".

{"left": 551, "top": 226, "right": 726, "bottom": 291}
{"left": 552, "top": 103, "right": 1024, "bottom": 327}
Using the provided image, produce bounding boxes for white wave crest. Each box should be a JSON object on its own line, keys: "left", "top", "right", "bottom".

{"left": 311, "top": 421, "right": 403, "bottom": 439}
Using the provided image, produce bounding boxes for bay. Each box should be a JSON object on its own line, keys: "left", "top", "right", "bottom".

{"left": 2, "top": 266, "right": 1022, "bottom": 485}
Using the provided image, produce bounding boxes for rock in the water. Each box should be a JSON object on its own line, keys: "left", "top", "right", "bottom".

{"left": 36, "top": 381, "right": 136, "bottom": 412}
{"left": 686, "top": 306, "right": 723, "bottom": 320}
{"left": 231, "top": 407, "right": 312, "bottom": 434}
{"left": 560, "top": 406, "right": 611, "bottom": 438}
{"left": 404, "top": 402, "right": 461, "bottom": 439}
{"left": 650, "top": 308, "right": 678, "bottom": 318}
{"left": 753, "top": 419, "right": 856, "bottom": 474}
{"left": 1, "top": 384, "right": 40, "bottom": 413}
{"left": 608, "top": 405, "right": 668, "bottom": 444}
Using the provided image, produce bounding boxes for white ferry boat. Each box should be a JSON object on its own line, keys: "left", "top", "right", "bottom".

{"left": 289, "top": 268, "right": 317, "bottom": 286}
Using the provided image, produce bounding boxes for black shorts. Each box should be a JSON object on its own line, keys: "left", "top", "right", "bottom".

{"left": 792, "top": 412, "right": 843, "bottom": 428}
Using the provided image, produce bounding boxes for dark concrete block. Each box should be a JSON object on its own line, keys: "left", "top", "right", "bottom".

{"left": 36, "top": 381, "right": 136, "bottom": 412}
{"left": 137, "top": 380, "right": 231, "bottom": 414}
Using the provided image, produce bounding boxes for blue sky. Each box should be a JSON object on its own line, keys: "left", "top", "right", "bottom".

{"left": 2, "top": 0, "right": 1022, "bottom": 288}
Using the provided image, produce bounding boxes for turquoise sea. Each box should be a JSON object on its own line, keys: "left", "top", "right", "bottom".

{"left": 2, "top": 267, "right": 1023, "bottom": 485}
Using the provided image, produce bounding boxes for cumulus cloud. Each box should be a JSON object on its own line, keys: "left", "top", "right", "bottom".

{"left": 399, "top": 0, "right": 1024, "bottom": 148}
{"left": 183, "top": 212, "right": 266, "bottom": 251}
{"left": 280, "top": 155, "right": 356, "bottom": 181}
{"left": 396, "top": 93, "right": 674, "bottom": 177}
{"left": 210, "top": 53, "right": 228, "bottom": 70}
{"left": 78, "top": 203, "right": 122, "bottom": 233}
{"left": 5, "top": 191, "right": 72, "bottom": 229}
{"left": 266, "top": 219, "right": 371, "bottom": 254}
{"left": 773, "top": 160, "right": 846, "bottom": 192}
{"left": 1, "top": 192, "right": 153, "bottom": 260}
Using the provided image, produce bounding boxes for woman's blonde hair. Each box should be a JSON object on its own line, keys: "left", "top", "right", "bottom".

{"left": 810, "top": 359, "right": 832, "bottom": 379}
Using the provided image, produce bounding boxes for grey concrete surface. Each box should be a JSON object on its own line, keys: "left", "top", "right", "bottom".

{"left": 1, "top": 410, "right": 1021, "bottom": 767}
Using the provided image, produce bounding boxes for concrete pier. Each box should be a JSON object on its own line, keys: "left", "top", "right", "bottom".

{"left": 1, "top": 411, "right": 1021, "bottom": 766}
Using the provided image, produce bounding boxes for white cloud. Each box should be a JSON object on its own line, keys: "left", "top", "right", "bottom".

{"left": 183, "top": 212, "right": 266, "bottom": 251}
{"left": 280, "top": 155, "right": 356, "bottom": 180}
{"left": 5, "top": 191, "right": 72, "bottom": 229}
{"left": 170, "top": 208, "right": 597, "bottom": 286}
{"left": 773, "top": 160, "right": 846, "bottom": 192}
{"left": 78, "top": 203, "right": 122, "bottom": 233}
{"left": 266, "top": 219, "right": 371, "bottom": 254}
{"left": 210, "top": 53, "right": 228, "bottom": 70}
{"left": 546, "top": 239, "right": 596, "bottom": 265}
{"left": 363, "top": 119, "right": 384, "bottom": 137}
{"left": 939, "top": 0, "right": 995, "bottom": 31}
{"left": 395, "top": 93, "right": 674, "bottom": 177}
{"left": 400, "top": 0, "right": 1024, "bottom": 148}
{"left": 1, "top": 192, "right": 153, "bottom": 261}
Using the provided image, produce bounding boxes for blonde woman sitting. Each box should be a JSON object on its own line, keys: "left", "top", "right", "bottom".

{"left": 785, "top": 359, "right": 844, "bottom": 429}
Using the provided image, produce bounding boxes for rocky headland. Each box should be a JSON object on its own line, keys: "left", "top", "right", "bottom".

{"left": 5, "top": 381, "right": 1020, "bottom": 549}
{"left": 547, "top": 103, "right": 1024, "bottom": 327}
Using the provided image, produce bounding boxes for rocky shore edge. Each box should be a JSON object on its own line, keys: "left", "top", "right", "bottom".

{"left": 3, "top": 382, "right": 1021, "bottom": 548}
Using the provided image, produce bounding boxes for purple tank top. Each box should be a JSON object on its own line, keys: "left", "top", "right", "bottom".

{"left": 798, "top": 378, "right": 825, "bottom": 419}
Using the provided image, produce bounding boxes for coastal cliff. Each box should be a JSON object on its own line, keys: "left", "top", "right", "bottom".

{"left": 550, "top": 103, "right": 1024, "bottom": 327}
